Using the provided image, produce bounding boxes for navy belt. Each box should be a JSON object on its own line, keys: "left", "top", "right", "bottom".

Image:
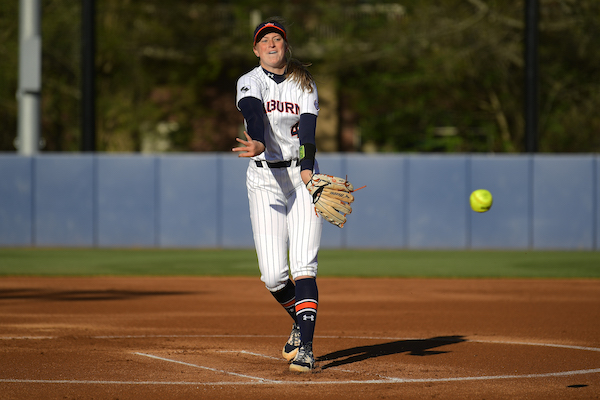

{"left": 255, "top": 159, "right": 299, "bottom": 168}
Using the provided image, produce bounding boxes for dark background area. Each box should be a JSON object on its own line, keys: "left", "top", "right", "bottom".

{"left": 1, "top": 0, "right": 599, "bottom": 154}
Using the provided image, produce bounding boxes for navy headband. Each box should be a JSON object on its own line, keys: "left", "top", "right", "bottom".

{"left": 253, "top": 21, "right": 287, "bottom": 45}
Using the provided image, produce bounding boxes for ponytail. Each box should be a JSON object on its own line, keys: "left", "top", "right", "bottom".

{"left": 286, "top": 54, "right": 315, "bottom": 93}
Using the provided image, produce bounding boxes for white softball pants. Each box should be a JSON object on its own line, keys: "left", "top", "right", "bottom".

{"left": 246, "top": 161, "right": 323, "bottom": 292}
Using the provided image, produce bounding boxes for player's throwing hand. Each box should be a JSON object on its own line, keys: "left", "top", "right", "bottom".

{"left": 232, "top": 131, "right": 265, "bottom": 158}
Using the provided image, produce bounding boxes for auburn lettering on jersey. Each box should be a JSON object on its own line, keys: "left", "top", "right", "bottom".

{"left": 264, "top": 100, "right": 300, "bottom": 115}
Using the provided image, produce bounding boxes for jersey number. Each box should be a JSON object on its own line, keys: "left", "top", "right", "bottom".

{"left": 291, "top": 122, "right": 299, "bottom": 137}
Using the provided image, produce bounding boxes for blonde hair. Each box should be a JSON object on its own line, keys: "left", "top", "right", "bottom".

{"left": 286, "top": 52, "right": 315, "bottom": 93}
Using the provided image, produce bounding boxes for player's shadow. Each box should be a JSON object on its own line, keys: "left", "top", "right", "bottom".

{"left": 317, "top": 335, "right": 466, "bottom": 370}
{"left": 0, "top": 288, "right": 195, "bottom": 302}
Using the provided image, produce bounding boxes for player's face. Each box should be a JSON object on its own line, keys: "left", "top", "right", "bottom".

{"left": 253, "top": 32, "right": 287, "bottom": 74}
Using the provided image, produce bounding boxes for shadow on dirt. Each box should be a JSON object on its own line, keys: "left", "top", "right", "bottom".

{"left": 317, "top": 335, "right": 466, "bottom": 370}
{"left": 0, "top": 288, "right": 196, "bottom": 302}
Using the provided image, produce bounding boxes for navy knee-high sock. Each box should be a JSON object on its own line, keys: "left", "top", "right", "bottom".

{"left": 295, "top": 278, "right": 318, "bottom": 344}
{"left": 270, "top": 279, "right": 297, "bottom": 323}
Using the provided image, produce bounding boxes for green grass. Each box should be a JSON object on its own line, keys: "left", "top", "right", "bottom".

{"left": 0, "top": 249, "right": 599, "bottom": 278}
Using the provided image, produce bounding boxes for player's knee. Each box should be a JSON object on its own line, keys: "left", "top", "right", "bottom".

{"left": 262, "top": 275, "right": 289, "bottom": 292}
{"left": 291, "top": 266, "right": 317, "bottom": 281}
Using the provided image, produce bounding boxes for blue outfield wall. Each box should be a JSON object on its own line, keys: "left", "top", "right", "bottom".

{"left": 0, "top": 153, "right": 598, "bottom": 250}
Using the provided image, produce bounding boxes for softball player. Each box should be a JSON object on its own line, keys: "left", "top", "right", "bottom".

{"left": 233, "top": 18, "right": 322, "bottom": 373}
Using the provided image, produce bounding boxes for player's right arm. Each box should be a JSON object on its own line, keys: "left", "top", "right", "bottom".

{"left": 238, "top": 97, "right": 265, "bottom": 146}
{"left": 232, "top": 129, "right": 265, "bottom": 158}
{"left": 235, "top": 75, "right": 266, "bottom": 157}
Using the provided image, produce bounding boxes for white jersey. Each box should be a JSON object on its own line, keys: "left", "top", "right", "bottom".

{"left": 236, "top": 65, "right": 323, "bottom": 292}
{"left": 236, "top": 66, "right": 319, "bottom": 162}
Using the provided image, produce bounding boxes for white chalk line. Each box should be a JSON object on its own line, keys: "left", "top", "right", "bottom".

{"left": 2, "top": 335, "right": 600, "bottom": 386}
{"left": 468, "top": 339, "right": 600, "bottom": 353}
{"left": 8, "top": 333, "right": 599, "bottom": 354}
{"left": 133, "top": 352, "right": 276, "bottom": 383}
{"left": 0, "top": 336, "right": 57, "bottom": 340}
{"left": 92, "top": 334, "right": 600, "bottom": 353}
{"left": 2, "top": 368, "right": 600, "bottom": 386}
{"left": 217, "top": 349, "right": 281, "bottom": 360}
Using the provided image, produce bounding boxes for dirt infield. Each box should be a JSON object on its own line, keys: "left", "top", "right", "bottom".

{"left": 1, "top": 276, "right": 599, "bottom": 399}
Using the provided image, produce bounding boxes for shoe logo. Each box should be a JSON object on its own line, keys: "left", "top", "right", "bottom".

{"left": 302, "top": 315, "right": 315, "bottom": 322}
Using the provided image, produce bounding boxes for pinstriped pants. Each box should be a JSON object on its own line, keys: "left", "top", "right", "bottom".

{"left": 246, "top": 160, "right": 323, "bottom": 292}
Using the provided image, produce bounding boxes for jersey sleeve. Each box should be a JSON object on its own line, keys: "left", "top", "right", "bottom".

{"left": 236, "top": 74, "right": 263, "bottom": 110}
{"left": 298, "top": 83, "right": 320, "bottom": 116}
{"left": 297, "top": 83, "right": 319, "bottom": 171}
{"left": 236, "top": 72, "right": 267, "bottom": 144}
{"left": 238, "top": 97, "right": 265, "bottom": 144}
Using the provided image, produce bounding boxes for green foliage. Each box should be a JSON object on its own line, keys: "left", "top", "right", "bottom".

{"left": 0, "top": 249, "right": 599, "bottom": 278}
{"left": 0, "top": 1, "right": 19, "bottom": 151}
{"left": 41, "top": 1, "right": 82, "bottom": 151}
{"left": 0, "top": 1, "right": 599, "bottom": 153}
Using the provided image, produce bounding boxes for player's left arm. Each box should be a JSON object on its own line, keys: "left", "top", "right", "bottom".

{"left": 298, "top": 83, "right": 320, "bottom": 185}
{"left": 298, "top": 113, "right": 317, "bottom": 185}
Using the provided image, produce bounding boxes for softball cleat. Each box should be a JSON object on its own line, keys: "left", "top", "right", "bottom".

{"left": 282, "top": 323, "right": 301, "bottom": 361}
{"left": 289, "top": 342, "right": 314, "bottom": 372}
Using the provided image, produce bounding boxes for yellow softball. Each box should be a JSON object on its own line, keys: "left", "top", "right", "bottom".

{"left": 470, "top": 189, "right": 493, "bottom": 213}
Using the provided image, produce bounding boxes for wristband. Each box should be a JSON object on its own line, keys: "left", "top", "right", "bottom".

{"left": 299, "top": 143, "right": 316, "bottom": 161}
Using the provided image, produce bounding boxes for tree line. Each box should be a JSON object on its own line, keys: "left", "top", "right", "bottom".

{"left": 1, "top": 0, "right": 598, "bottom": 153}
